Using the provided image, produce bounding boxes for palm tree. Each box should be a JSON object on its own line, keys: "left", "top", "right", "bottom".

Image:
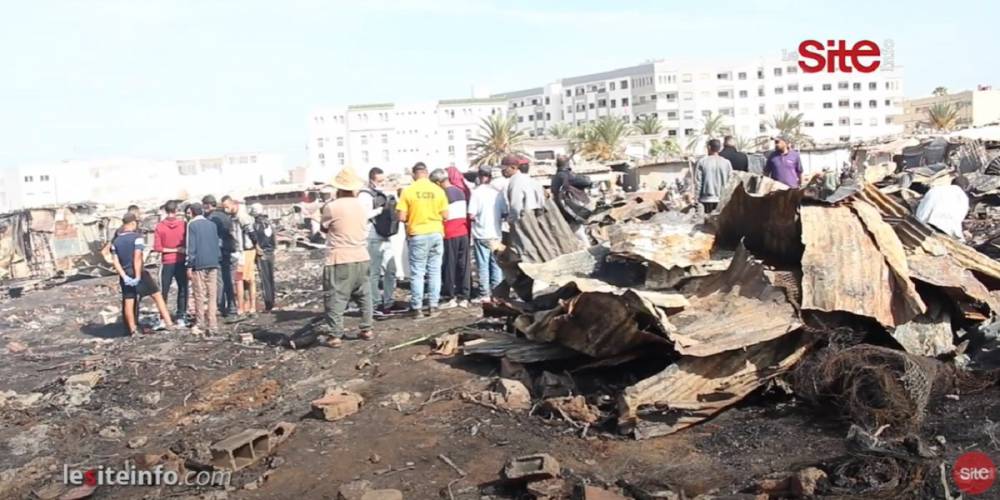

{"left": 762, "top": 111, "right": 814, "bottom": 148}
{"left": 926, "top": 103, "right": 960, "bottom": 131}
{"left": 633, "top": 114, "right": 663, "bottom": 135}
{"left": 577, "top": 116, "right": 631, "bottom": 161}
{"left": 932, "top": 86, "right": 949, "bottom": 97}
{"left": 732, "top": 135, "right": 755, "bottom": 152}
{"left": 547, "top": 122, "right": 575, "bottom": 140}
{"left": 648, "top": 138, "right": 682, "bottom": 161}
{"left": 686, "top": 112, "right": 727, "bottom": 152}
{"left": 470, "top": 114, "right": 526, "bottom": 166}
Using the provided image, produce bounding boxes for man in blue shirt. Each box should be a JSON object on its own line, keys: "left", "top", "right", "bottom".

{"left": 763, "top": 135, "right": 803, "bottom": 188}
{"left": 110, "top": 213, "right": 174, "bottom": 335}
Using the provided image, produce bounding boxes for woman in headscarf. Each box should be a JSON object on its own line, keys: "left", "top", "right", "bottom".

{"left": 447, "top": 166, "right": 471, "bottom": 201}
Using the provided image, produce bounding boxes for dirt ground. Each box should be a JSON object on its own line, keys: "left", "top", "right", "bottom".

{"left": 2, "top": 249, "right": 1000, "bottom": 499}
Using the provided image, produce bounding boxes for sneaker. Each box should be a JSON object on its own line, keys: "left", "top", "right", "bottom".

{"left": 408, "top": 308, "right": 426, "bottom": 319}
{"left": 425, "top": 307, "right": 440, "bottom": 319}
{"left": 458, "top": 300, "right": 470, "bottom": 308}
{"left": 373, "top": 309, "right": 389, "bottom": 319}
{"left": 439, "top": 299, "right": 458, "bottom": 310}
{"left": 154, "top": 321, "right": 168, "bottom": 331}
{"left": 175, "top": 318, "right": 188, "bottom": 328}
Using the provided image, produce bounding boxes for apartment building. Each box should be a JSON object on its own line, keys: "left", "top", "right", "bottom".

{"left": 306, "top": 98, "right": 506, "bottom": 179}
{"left": 0, "top": 153, "right": 286, "bottom": 212}
{"left": 495, "top": 54, "right": 904, "bottom": 146}
{"left": 895, "top": 87, "right": 1000, "bottom": 133}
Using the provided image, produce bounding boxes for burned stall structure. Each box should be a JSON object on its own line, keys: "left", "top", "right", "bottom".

{"left": 455, "top": 167, "right": 1000, "bottom": 497}
{"left": 0, "top": 204, "right": 115, "bottom": 297}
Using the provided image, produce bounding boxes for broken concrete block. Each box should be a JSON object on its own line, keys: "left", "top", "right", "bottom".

{"left": 210, "top": 422, "right": 295, "bottom": 471}
{"left": 337, "top": 479, "right": 373, "bottom": 500}
{"left": 541, "top": 396, "right": 600, "bottom": 424}
{"left": 431, "top": 333, "right": 460, "bottom": 356}
{"left": 65, "top": 370, "right": 104, "bottom": 388}
{"left": 312, "top": 389, "right": 364, "bottom": 421}
{"left": 360, "top": 490, "right": 403, "bottom": 500}
{"left": 495, "top": 378, "right": 531, "bottom": 411}
{"left": 527, "top": 478, "right": 566, "bottom": 498}
{"left": 582, "top": 485, "right": 629, "bottom": 500}
{"left": 502, "top": 453, "right": 560, "bottom": 482}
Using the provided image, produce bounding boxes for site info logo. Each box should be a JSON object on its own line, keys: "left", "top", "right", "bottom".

{"left": 798, "top": 40, "right": 881, "bottom": 73}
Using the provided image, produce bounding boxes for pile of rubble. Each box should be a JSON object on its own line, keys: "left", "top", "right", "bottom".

{"left": 440, "top": 166, "right": 1000, "bottom": 495}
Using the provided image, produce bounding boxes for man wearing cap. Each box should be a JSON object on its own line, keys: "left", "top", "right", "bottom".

{"left": 764, "top": 136, "right": 803, "bottom": 188}
{"left": 250, "top": 203, "right": 277, "bottom": 312}
{"left": 185, "top": 202, "right": 222, "bottom": 335}
{"left": 501, "top": 154, "right": 544, "bottom": 224}
{"left": 110, "top": 213, "right": 174, "bottom": 335}
{"left": 467, "top": 166, "right": 507, "bottom": 302}
{"left": 397, "top": 162, "right": 449, "bottom": 318}
{"left": 318, "top": 167, "right": 374, "bottom": 346}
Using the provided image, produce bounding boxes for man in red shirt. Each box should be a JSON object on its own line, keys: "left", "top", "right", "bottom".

{"left": 154, "top": 200, "right": 188, "bottom": 326}
{"left": 435, "top": 167, "right": 471, "bottom": 308}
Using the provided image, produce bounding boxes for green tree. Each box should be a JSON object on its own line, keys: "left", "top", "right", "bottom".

{"left": 633, "top": 114, "right": 663, "bottom": 135}
{"left": 686, "top": 112, "right": 728, "bottom": 152}
{"left": 648, "top": 138, "right": 682, "bottom": 161}
{"left": 926, "top": 103, "right": 960, "bottom": 131}
{"left": 577, "top": 116, "right": 632, "bottom": 161}
{"left": 547, "top": 122, "right": 575, "bottom": 139}
{"left": 932, "top": 86, "right": 949, "bottom": 97}
{"left": 470, "top": 114, "right": 526, "bottom": 167}
{"left": 762, "top": 111, "right": 814, "bottom": 148}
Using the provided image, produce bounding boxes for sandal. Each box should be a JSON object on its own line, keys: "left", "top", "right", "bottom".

{"left": 326, "top": 337, "right": 344, "bottom": 348}
{"left": 359, "top": 330, "right": 375, "bottom": 341}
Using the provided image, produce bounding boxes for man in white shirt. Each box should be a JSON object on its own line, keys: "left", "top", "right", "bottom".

{"left": 915, "top": 176, "right": 970, "bottom": 241}
{"left": 468, "top": 166, "right": 508, "bottom": 302}
{"left": 358, "top": 167, "right": 398, "bottom": 315}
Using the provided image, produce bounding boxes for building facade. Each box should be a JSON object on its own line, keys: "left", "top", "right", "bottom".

{"left": 306, "top": 98, "right": 507, "bottom": 180}
{"left": 895, "top": 88, "right": 1000, "bottom": 133}
{"left": 0, "top": 153, "right": 287, "bottom": 212}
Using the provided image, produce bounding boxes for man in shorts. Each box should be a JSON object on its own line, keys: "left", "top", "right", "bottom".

{"left": 110, "top": 213, "right": 174, "bottom": 335}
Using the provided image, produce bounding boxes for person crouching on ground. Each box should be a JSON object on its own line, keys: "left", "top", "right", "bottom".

{"left": 316, "top": 166, "right": 375, "bottom": 347}
{"left": 110, "top": 213, "right": 174, "bottom": 335}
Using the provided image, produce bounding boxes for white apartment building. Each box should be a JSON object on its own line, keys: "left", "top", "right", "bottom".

{"left": 307, "top": 98, "right": 507, "bottom": 180}
{"left": 0, "top": 152, "right": 286, "bottom": 212}
{"left": 495, "top": 53, "right": 904, "bottom": 147}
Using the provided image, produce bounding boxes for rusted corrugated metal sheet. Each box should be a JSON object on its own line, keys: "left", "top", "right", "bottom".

{"left": 608, "top": 220, "right": 715, "bottom": 271}
{"left": 617, "top": 331, "right": 813, "bottom": 439}
{"left": 801, "top": 205, "right": 910, "bottom": 327}
{"left": 717, "top": 181, "right": 804, "bottom": 264}
{"left": 667, "top": 244, "right": 800, "bottom": 357}
{"left": 509, "top": 200, "right": 585, "bottom": 263}
{"left": 908, "top": 254, "right": 999, "bottom": 319}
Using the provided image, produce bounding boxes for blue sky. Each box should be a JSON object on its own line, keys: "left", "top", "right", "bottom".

{"left": 1, "top": 0, "right": 997, "bottom": 168}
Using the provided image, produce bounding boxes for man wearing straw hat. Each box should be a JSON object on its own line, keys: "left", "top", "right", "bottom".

{"left": 316, "top": 166, "right": 375, "bottom": 346}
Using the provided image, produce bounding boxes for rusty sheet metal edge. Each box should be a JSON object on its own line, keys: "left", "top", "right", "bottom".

{"left": 617, "top": 331, "right": 812, "bottom": 439}
{"left": 510, "top": 200, "right": 585, "bottom": 263}
{"left": 667, "top": 244, "right": 801, "bottom": 357}
{"left": 800, "top": 205, "right": 902, "bottom": 327}
{"left": 608, "top": 221, "right": 716, "bottom": 270}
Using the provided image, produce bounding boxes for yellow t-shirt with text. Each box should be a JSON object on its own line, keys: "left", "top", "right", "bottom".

{"left": 397, "top": 178, "right": 448, "bottom": 236}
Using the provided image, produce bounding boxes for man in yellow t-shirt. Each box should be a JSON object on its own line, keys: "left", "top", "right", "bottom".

{"left": 397, "top": 163, "right": 449, "bottom": 317}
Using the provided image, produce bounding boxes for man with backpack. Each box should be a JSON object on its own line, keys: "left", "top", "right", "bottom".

{"left": 358, "top": 167, "right": 399, "bottom": 316}
{"left": 550, "top": 155, "right": 593, "bottom": 246}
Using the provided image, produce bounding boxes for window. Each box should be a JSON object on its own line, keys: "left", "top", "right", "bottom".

{"left": 337, "top": 152, "right": 344, "bottom": 159}
{"left": 380, "top": 133, "right": 388, "bottom": 144}
{"left": 869, "top": 100, "right": 878, "bottom": 108}
{"left": 668, "top": 129, "right": 678, "bottom": 137}
{"left": 773, "top": 67, "right": 782, "bottom": 76}
{"left": 868, "top": 82, "right": 877, "bottom": 91}
{"left": 756, "top": 68, "right": 764, "bottom": 79}
{"left": 448, "top": 145, "right": 455, "bottom": 154}
{"left": 838, "top": 81, "right": 849, "bottom": 90}
{"left": 517, "top": 116, "right": 523, "bottom": 123}
{"left": 838, "top": 99, "right": 850, "bottom": 108}
{"left": 23, "top": 176, "right": 33, "bottom": 182}
{"left": 853, "top": 101, "right": 862, "bottom": 109}
{"left": 853, "top": 118, "right": 863, "bottom": 126}
{"left": 447, "top": 129, "right": 454, "bottom": 140}
{"left": 822, "top": 83, "right": 832, "bottom": 91}
{"left": 719, "top": 108, "right": 733, "bottom": 116}
{"left": 885, "top": 99, "right": 892, "bottom": 106}
{"left": 774, "top": 87, "right": 784, "bottom": 95}
{"left": 588, "top": 103, "right": 594, "bottom": 110}
{"left": 621, "top": 98, "right": 629, "bottom": 107}
{"left": 576, "top": 87, "right": 584, "bottom": 96}
{"left": 597, "top": 99, "right": 607, "bottom": 108}
{"left": 609, "top": 82, "right": 616, "bottom": 91}
{"left": 853, "top": 82, "right": 861, "bottom": 91}
{"left": 528, "top": 115, "right": 534, "bottom": 121}
{"left": 823, "top": 102, "right": 833, "bottom": 109}
{"left": 717, "top": 72, "right": 731, "bottom": 80}
{"left": 870, "top": 118, "right": 879, "bottom": 126}
{"left": 839, "top": 117, "right": 850, "bottom": 126}
{"left": 803, "top": 121, "right": 815, "bottom": 128}
{"left": 823, "top": 121, "right": 834, "bottom": 127}
{"left": 567, "top": 106, "right": 573, "bottom": 113}
{"left": 620, "top": 80, "right": 628, "bottom": 89}
{"left": 789, "top": 101, "right": 800, "bottom": 110}
{"left": 758, "top": 87, "right": 765, "bottom": 97}
{"left": 683, "top": 110, "right": 694, "bottom": 120}
{"left": 738, "top": 72, "right": 747, "bottom": 80}
{"left": 544, "top": 97, "right": 550, "bottom": 105}
{"left": 638, "top": 96, "right": 646, "bottom": 104}
{"left": 718, "top": 90, "right": 731, "bottom": 98}
{"left": 787, "top": 84, "right": 799, "bottom": 92}
{"left": 684, "top": 128, "right": 695, "bottom": 136}
{"left": 758, "top": 104, "right": 766, "bottom": 114}
{"left": 650, "top": 94, "right": 657, "bottom": 101}
{"left": 610, "top": 100, "right": 616, "bottom": 108}
{"left": 535, "top": 112, "right": 543, "bottom": 120}
{"left": 336, "top": 137, "right": 343, "bottom": 147}
{"left": 667, "top": 111, "right": 678, "bottom": 120}
{"left": 565, "top": 89, "right": 571, "bottom": 97}
{"left": 803, "top": 85, "right": 813, "bottom": 92}
{"left": 361, "top": 135, "right": 368, "bottom": 145}
{"left": 40, "top": 175, "right": 50, "bottom": 181}
{"left": 682, "top": 92, "right": 693, "bottom": 100}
